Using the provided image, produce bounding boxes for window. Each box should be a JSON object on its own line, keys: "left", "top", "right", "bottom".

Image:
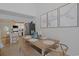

{"left": 48, "top": 9, "right": 57, "bottom": 27}
{"left": 60, "top": 3, "right": 77, "bottom": 27}
{"left": 40, "top": 14, "right": 47, "bottom": 28}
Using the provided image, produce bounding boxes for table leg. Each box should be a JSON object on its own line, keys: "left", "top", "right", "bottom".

{"left": 42, "top": 49, "right": 45, "bottom": 56}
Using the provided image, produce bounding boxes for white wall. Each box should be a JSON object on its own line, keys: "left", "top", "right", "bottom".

{"left": 35, "top": 3, "right": 79, "bottom": 55}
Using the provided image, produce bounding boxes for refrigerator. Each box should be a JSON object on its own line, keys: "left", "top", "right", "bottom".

{"left": 25, "top": 22, "right": 36, "bottom": 35}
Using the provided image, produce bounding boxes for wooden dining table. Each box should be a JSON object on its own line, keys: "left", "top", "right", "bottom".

{"left": 23, "top": 37, "right": 59, "bottom": 56}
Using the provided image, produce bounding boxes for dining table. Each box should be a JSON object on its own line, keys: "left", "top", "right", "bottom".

{"left": 23, "top": 36, "right": 59, "bottom": 56}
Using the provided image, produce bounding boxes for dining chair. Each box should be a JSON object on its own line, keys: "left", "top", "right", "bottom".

{"left": 45, "top": 43, "right": 69, "bottom": 56}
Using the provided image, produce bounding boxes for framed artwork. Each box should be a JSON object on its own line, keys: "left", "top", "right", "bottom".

{"left": 60, "top": 3, "right": 77, "bottom": 27}
{"left": 40, "top": 14, "right": 47, "bottom": 28}
{"left": 48, "top": 9, "right": 57, "bottom": 27}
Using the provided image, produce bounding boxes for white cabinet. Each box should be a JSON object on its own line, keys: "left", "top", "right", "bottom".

{"left": 10, "top": 28, "right": 19, "bottom": 44}
{"left": 10, "top": 32, "right": 19, "bottom": 44}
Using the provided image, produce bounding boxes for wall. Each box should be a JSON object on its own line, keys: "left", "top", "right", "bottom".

{"left": 35, "top": 3, "right": 79, "bottom": 55}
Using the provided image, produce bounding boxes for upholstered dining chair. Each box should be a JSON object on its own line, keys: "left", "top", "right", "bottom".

{"left": 45, "top": 43, "right": 69, "bottom": 56}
